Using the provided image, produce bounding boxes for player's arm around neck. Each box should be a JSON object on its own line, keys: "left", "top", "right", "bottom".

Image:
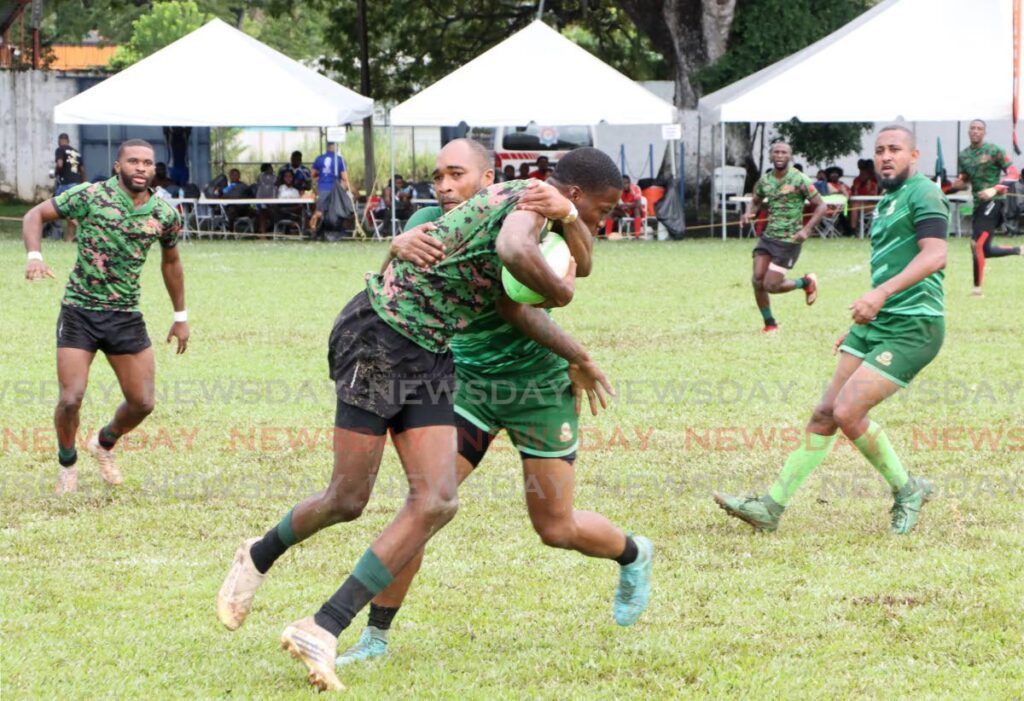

{"left": 496, "top": 210, "right": 574, "bottom": 308}
{"left": 22, "top": 200, "right": 60, "bottom": 281}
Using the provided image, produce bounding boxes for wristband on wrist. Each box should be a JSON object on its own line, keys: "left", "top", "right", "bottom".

{"left": 174, "top": 310, "right": 188, "bottom": 323}
{"left": 27, "top": 251, "right": 43, "bottom": 261}
{"left": 561, "top": 202, "right": 578, "bottom": 225}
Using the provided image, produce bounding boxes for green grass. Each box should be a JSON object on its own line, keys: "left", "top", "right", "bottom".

{"left": 2, "top": 228, "right": 1024, "bottom": 699}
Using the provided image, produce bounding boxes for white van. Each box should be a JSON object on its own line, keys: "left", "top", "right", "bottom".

{"left": 467, "top": 125, "right": 596, "bottom": 174}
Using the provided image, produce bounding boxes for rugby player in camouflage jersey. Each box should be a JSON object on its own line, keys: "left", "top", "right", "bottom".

{"left": 947, "top": 119, "right": 1022, "bottom": 295}
{"left": 336, "top": 141, "right": 651, "bottom": 669}
{"left": 740, "top": 142, "right": 827, "bottom": 333}
{"left": 215, "top": 146, "right": 623, "bottom": 692}
{"left": 22, "top": 139, "right": 188, "bottom": 496}
{"left": 715, "top": 126, "right": 947, "bottom": 536}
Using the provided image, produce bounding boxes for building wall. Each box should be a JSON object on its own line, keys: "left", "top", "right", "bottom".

{"left": 0, "top": 70, "right": 80, "bottom": 201}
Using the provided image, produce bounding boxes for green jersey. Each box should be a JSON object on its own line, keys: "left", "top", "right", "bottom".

{"left": 367, "top": 180, "right": 532, "bottom": 353}
{"left": 53, "top": 177, "right": 181, "bottom": 311}
{"left": 401, "top": 202, "right": 565, "bottom": 377}
{"left": 868, "top": 172, "right": 948, "bottom": 317}
{"left": 753, "top": 167, "right": 819, "bottom": 240}
{"left": 958, "top": 143, "right": 1012, "bottom": 206}
{"left": 405, "top": 205, "right": 442, "bottom": 229}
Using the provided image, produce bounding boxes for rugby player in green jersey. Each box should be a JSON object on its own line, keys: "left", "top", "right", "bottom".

{"left": 740, "top": 142, "right": 827, "bottom": 333}
{"left": 947, "top": 119, "right": 1022, "bottom": 296}
{"left": 215, "top": 143, "right": 623, "bottom": 691}
{"left": 22, "top": 139, "right": 188, "bottom": 495}
{"left": 715, "top": 126, "right": 948, "bottom": 536}
{"left": 336, "top": 140, "right": 652, "bottom": 668}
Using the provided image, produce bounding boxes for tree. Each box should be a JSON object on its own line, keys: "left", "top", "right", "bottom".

{"left": 775, "top": 120, "right": 872, "bottom": 168}
{"left": 108, "top": 0, "right": 209, "bottom": 69}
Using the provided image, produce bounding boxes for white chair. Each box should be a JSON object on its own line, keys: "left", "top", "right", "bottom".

{"left": 713, "top": 166, "right": 748, "bottom": 220}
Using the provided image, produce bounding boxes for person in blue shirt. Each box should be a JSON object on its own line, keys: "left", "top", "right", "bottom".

{"left": 312, "top": 142, "right": 355, "bottom": 209}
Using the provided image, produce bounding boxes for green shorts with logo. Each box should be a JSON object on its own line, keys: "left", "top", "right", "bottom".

{"left": 454, "top": 365, "right": 578, "bottom": 458}
{"left": 839, "top": 313, "right": 945, "bottom": 387}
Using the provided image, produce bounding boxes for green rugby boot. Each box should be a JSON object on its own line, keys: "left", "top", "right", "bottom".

{"left": 335, "top": 626, "right": 389, "bottom": 667}
{"left": 713, "top": 493, "right": 782, "bottom": 533}
{"left": 889, "top": 476, "right": 933, "bottom": 535}
{"left": 613, "top": 535, "right": 653, "bottom": 626}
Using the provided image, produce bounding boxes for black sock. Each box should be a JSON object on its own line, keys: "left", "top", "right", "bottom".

{"left": 58, "top": 446, "right": 78, "bottom": 467}
{"left": 98, "top": 424, "right": 121, "bottom": 450}
{"left": 614, "top": 536, "right": 638, "bottom": 566}
{"left": 367, "top": 603, "right": 400, "bottom": 631}
{"left": 249, "top": 527, "right": 288, "bottom": 574}
{"left": 314, "top": 576, "right": 375, "bottom": 637}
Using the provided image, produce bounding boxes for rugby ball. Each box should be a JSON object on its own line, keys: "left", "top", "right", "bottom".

{"left": 501, "top": 232, "right": 572, "bottom": 304}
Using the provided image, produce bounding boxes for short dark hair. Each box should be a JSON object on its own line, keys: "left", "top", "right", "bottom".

{"left": 550, "top": 147, "right": 621, "bottom": 193}
{"left": 58, "top": 132, "right": 70, "bottom": 142}
{"left": 261, "top": 163, "right": 272, "bottom": 173}
{"left": 116, "top": 138, "right": 155, "bottom": 160}
{"left": 291, "top": 150, "right": 302, "bottom": 158}
{"left": 445, "top": 138, "right": 491, "bottom": 171}
{"left": 970, "top": 118, "right": 986, "bottom": 128}
{"left": 878, "top": 124, "right": 916, "bottom": 148}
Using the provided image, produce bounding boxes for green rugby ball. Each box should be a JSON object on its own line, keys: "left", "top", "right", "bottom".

{"left": 501, "top": 232, "right": 571, "bottom": 304}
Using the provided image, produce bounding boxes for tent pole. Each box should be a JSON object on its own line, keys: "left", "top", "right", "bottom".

{"left": 720, "top": 121, "right": 726, "bottom": 241}
{"left": 709, "top": 118, "right": 714, "bottom": 230}
{"left": 389, "top": 115, "right": 396, "bottom": 238}
{"left": 648, "top": 143, "right": 654, "bottom": 179}
{"left": 956, "top": 121, "right": 960, "bottom": 158}
{"left": 679, "top": 141, "right": 685, "bottom": 232}
{"left": 106, "top": 125, "right": 111, "bottom": 174}
{"left": 411, "top": 126, "right": 416, "bottom": 181}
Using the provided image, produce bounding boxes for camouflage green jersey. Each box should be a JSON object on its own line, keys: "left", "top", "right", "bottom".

{"left": 753, "top": 167, "right": 820, "bottom": 240}
{"left": 868, "top": 172, "right": 948, "bottom": 318}
{"left": 53, "top": 177, "right": 181, "bottom": 311}
{"left": 958, "top": 143, "right": 1012, "bottom": 206}
{"left": 367, "top": 179, "right": 533, "bottom": 353}
{"left": 401, "top": 206, "right": 566, "bottom": 378}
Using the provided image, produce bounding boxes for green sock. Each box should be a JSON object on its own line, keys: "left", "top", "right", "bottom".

{"left": 793, "top": 277, "right": 806, "bottom": 289}
{"left": 352, "top": 548, "right": 394, "bottom": 594}
{"left": 767, "top": 432, "right": 838, "bottom": 506}
{"left": 276, "top": 508, "right": 298, "bottom": 547}
{"left": 759, "top": 306, "right": 774, "bottom": 323}
{"left": 852, "top": 420, "right": 909, "bottom": 492}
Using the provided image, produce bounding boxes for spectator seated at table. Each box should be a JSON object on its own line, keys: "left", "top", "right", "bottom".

{"left": 220, "top": 168, "right": 252, "bottom": 229}
{"left": 813, "top": 169, "right": 830, "bottom": 195}
{"left": 392, "top": 175, "right": 415, "bottom": 221}
{"left": 278, "top": 150, "right": 312, "bottom": 192}
{"left": 824, "top": 166, "right": 852, "bottom": 235}
{"left": 529, "top": 156, "right": 552, "bottom": 181}
{"left": 154, "top": 162, "right": 175, "bottom": 191}
{"left": 604, "top": 175, "right": 645, "bottom": 237}
{"left": 849, "top": 158, "right": 878, "bottom": 232}
{"left": 254, "top": 163, "right": 280, "bottom": 234}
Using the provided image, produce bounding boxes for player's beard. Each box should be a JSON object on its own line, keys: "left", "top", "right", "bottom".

{"left": 773, "top": 159, "right": 790, "bottom": 172}
{"left": 120, "top": 169, "right": 152, "bottom": 193}
{"left": 878, "top": 169, "right": 909, "bottom": 192}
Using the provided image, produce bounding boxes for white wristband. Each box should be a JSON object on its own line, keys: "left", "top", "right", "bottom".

{"left": 27, "top": 251, "right": 43, "bottom": 261}
{"left": 173, "top": 310, "right": 188, "bottom": 323}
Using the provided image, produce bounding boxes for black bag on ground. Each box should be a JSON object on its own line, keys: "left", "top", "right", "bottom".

{"left": 320, "top": 180, "right": 355, "bottom": 241}
{"left": 1004, "top": 179, "right": 1023, "bottom": 236}
{"left": 654, "top": 179, "right": 685, "bottom": 240}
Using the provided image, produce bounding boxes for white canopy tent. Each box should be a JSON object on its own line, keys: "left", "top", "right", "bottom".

{"left": 391, "top": 20, "right": 676, "bottom": 126}
{"left": 386, "top": 20, "right": 678, "bottom": 234}
{"left": 54, "top": 19, "right": 373, "bottom": 127}
{"left": 698, "top": 0, "right": 1023, "bottom": 238}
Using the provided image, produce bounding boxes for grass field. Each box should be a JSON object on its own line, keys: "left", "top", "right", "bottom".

{"left": 2, "top": 227, "right": 1024, "bottom": 699}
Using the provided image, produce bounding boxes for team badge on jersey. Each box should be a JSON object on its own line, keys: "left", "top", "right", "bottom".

{"left": 875, "top": 351, "right": 893, "bottom": 367}
{"left": 559, "top": 422, "right": 573, "bottom": 442}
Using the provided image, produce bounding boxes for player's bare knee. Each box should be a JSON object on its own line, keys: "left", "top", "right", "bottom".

{"left": 414, "top": 491, "right": 459, "bottom": 528}
{"left": 751, "top": 275, "right": 764, "bottom": 291}
{"left": 130, "top": 397, "right": 156, "bottom": 417}
{"left": 57, "top": 390, "right": 85, "bottom": 414}
{"left": 533, "top": 519, "right": 574, "bottom": 549}
{"left": 808, "top": 402, "right": 836, "bottom": 432}
{"left": 322, "top": 490, "right": 368, "bottom": 523}
{"left": 764, "top": 278, "right": 783, "bottom": 293}
{"left": 831, "top": 401, "right": 861, "bottom": 433}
